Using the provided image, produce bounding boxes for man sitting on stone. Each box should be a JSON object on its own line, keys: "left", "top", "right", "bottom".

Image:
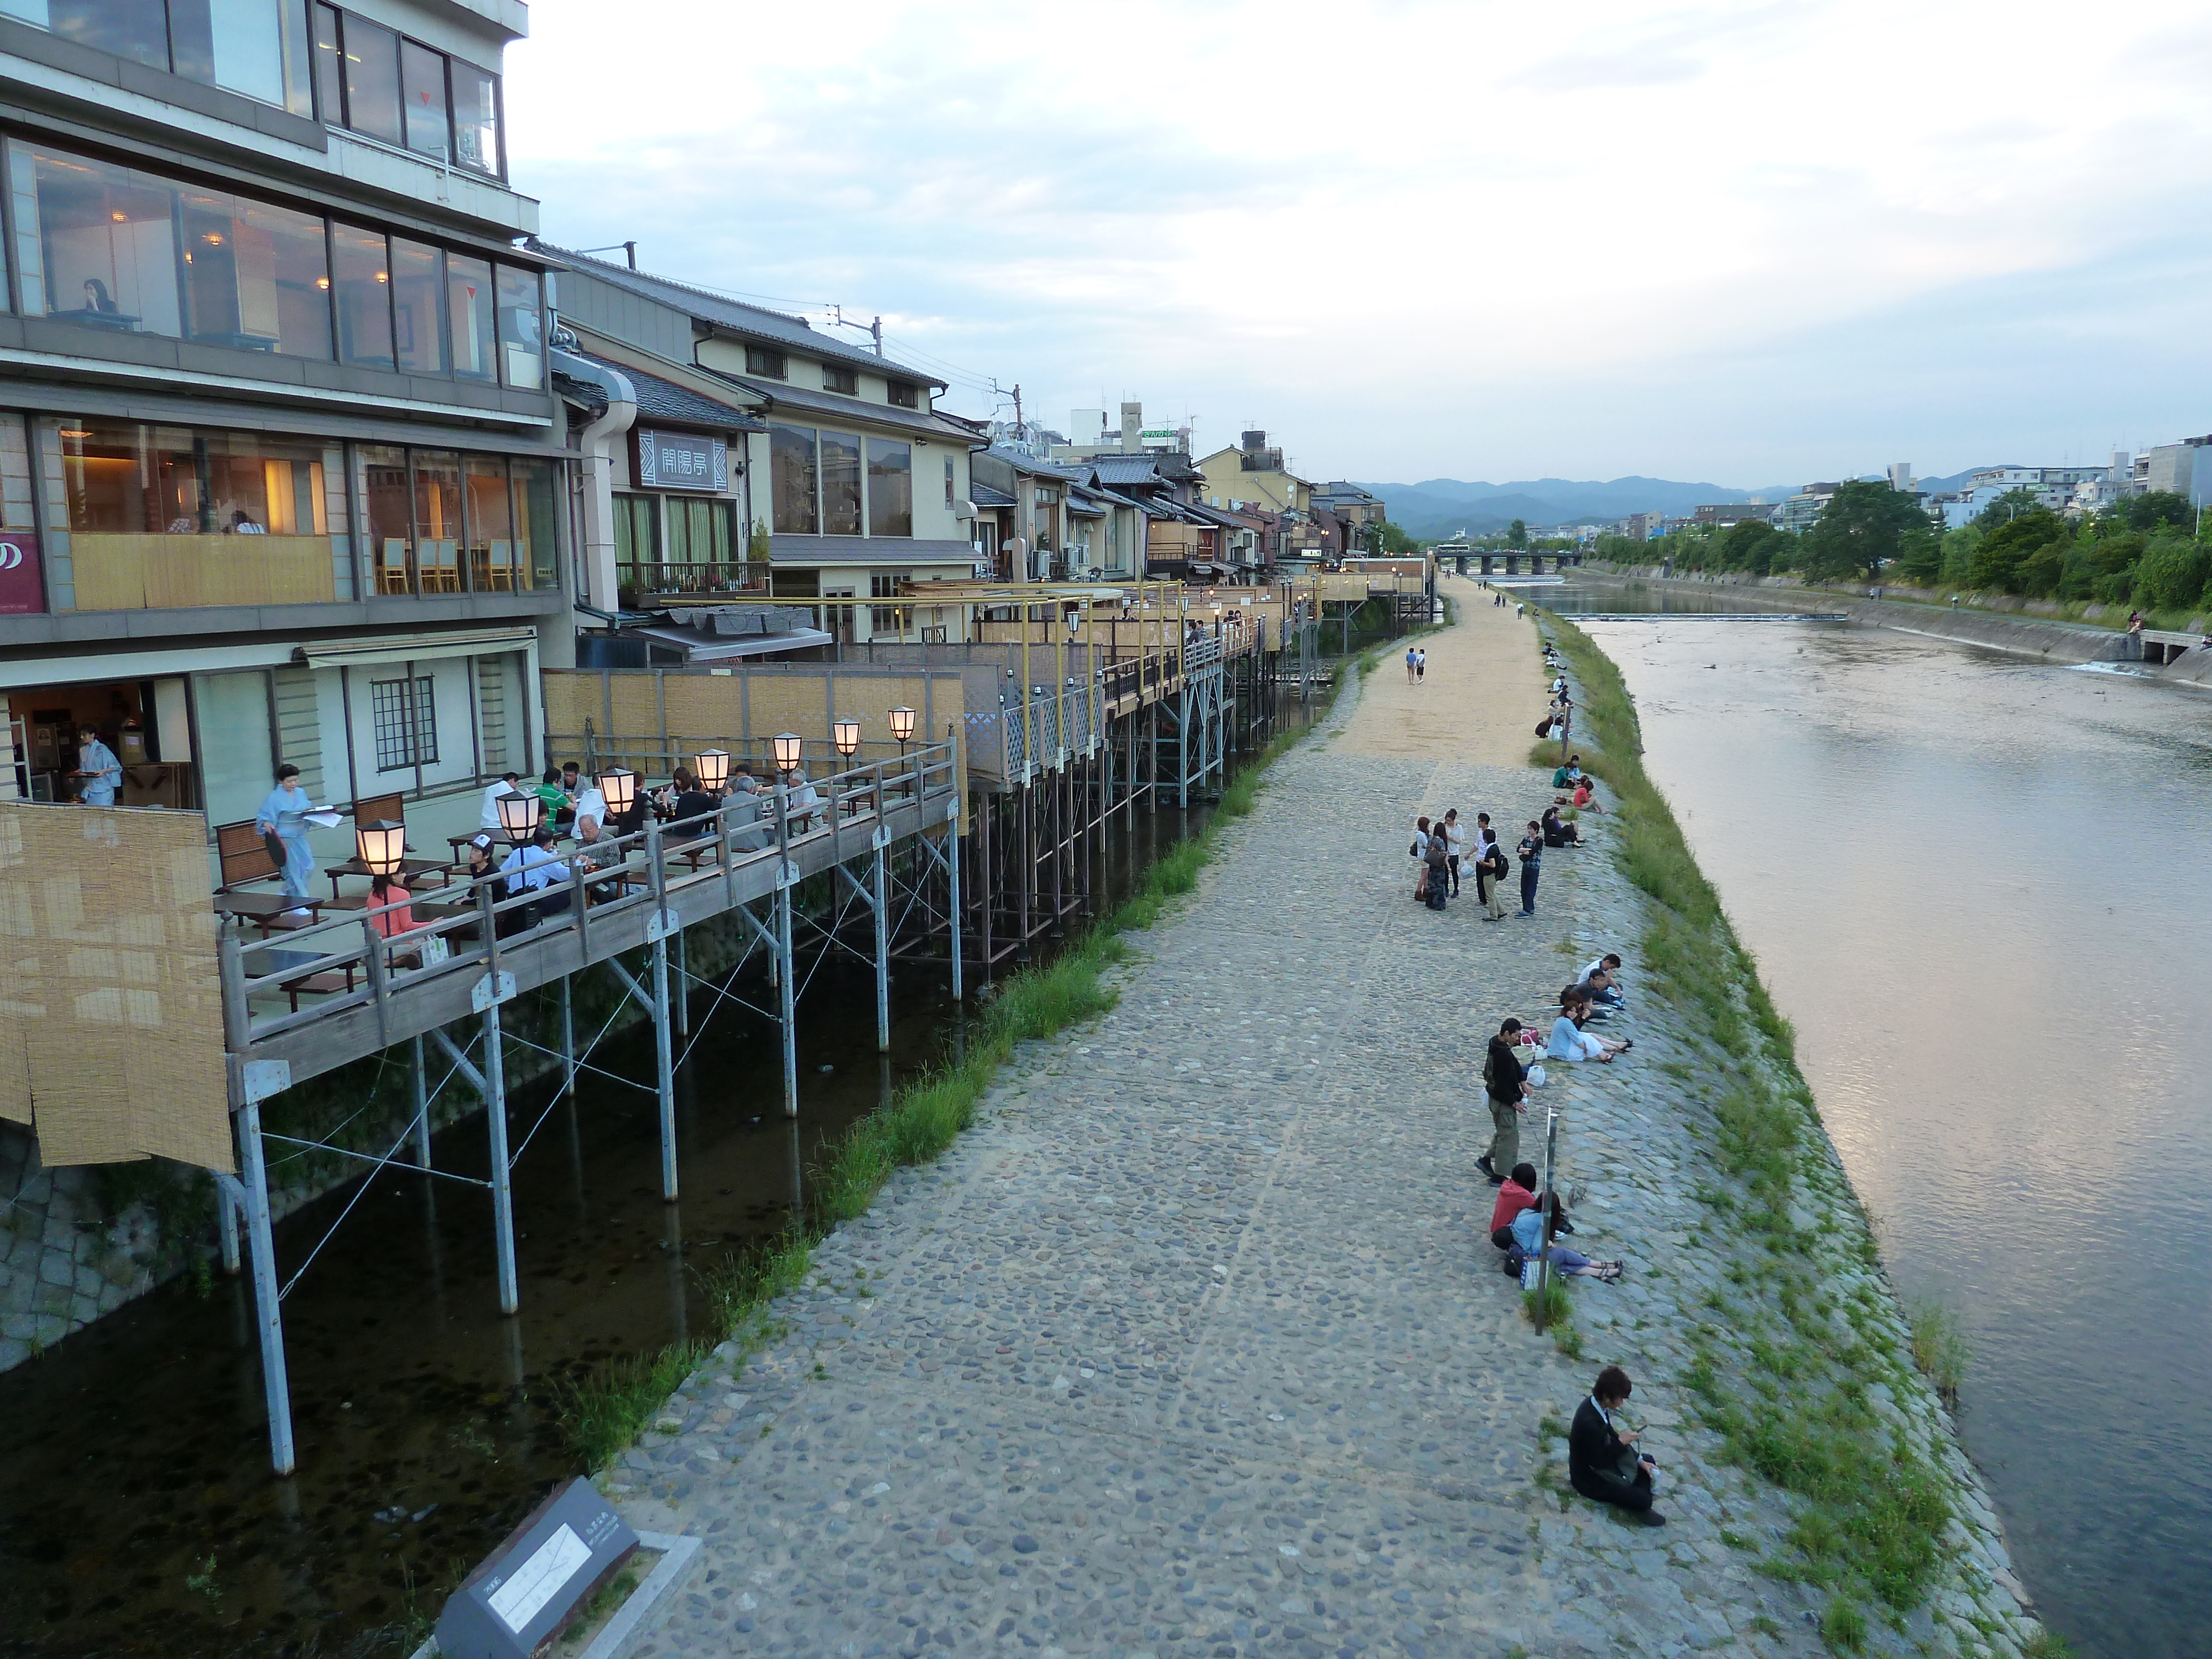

{"left": 1569, "top": 1366, "right": 1663, "bottom": 1525}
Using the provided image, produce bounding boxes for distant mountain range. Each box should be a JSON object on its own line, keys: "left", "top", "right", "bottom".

{"left": 1361, "top": 470, "right": 2000, "bottom": 539}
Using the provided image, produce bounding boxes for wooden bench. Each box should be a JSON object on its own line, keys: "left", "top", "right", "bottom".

{"left": 215, "top": 818, "right": 284, "bottom": 893}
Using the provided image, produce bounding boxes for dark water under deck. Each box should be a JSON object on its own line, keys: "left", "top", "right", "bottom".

{"left": 1548, "top": 578, "right": 2212, "bottom": 1659}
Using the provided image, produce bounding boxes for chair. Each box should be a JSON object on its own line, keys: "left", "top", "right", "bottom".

{"left": 378, "top": 538, "right": 411, "bottom": 595}
{"left": 215, "top": 819, "right": 283, "bottom": 891}
{"left": 484, "top": 539, "right": 515, "bottom": 591}
{"left": 422, "top": 539, "right": 461, "bottom": 593}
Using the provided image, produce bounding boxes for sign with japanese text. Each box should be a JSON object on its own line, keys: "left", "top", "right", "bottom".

{"left": 634, "top": 430, "right": 728, "bottom": 493}
{"left": 0, "top": 530, "right": 44, "bottom": 614}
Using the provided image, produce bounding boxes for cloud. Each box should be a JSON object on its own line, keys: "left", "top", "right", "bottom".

{"left": 506, "top": 0, "right": 2212, "bottom": 484}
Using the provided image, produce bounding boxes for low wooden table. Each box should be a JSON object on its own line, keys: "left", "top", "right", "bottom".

{"left": 212, "top": 891, "right": 326, "bottom": 935}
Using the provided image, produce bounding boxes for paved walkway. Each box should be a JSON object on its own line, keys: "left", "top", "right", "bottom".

{"left": 611, "top": 588, "right": 2037, "bottom": 1659}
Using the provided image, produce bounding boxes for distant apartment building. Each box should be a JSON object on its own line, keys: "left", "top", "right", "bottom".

{"left": 1614, "top": 511, "right": 1665, "bottom": 540}
{"left": 1774, "top": 486, "right": 1841, "bottom": 534}
{"left": 1052, "top": 401, "right": 1190, "bottom": 462}
{"left": 1934, "top": 461, "right": 2131, "bottom": 529}
{"left": 2132, "top": 439, "right": 2212, "bottom": 508}
{"left": 1693, "top": 503, "right": 1774, "bottom": 529}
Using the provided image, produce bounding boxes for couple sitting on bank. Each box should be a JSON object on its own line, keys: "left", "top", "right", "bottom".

{"left": 1548, "top": 958, "right": 1631, "bottom": 1064}
{"left": 1489, "top": 1162, "right": 1621, "bottom": 1282}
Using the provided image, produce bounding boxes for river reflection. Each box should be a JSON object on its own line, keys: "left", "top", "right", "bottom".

{"left": 1558, "top": 583, "right": 2212, "bottom": 1659}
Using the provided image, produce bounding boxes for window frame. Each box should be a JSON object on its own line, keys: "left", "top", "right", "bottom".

{"left": 887, "top": 380, "right": 919, "bottom": 409}
{"left": 745, "top": 345, "right": 787, "bottom": 380}
{"left": 307, "top": 4, "right": 506, "bottom": 181}
{"left": 822, "top": 364, "right": 855, "bottom": 395}
{"left": 369, "top": 674, "right": 439, "bottom": 772}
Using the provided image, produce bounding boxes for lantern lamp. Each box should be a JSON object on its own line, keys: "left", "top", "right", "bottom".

{"left": 695, "top": 748, "right": 730, "bottom": 791}
{"left": 888, "top": 706, "right": 917, "bottom": 747}
{"left": 771, "top": 732, "right": 804, "bottom": 776}
{"left": 597, "top": 767, "right": 638, "bottom": 820}
{"left": 495, "top": 789, "right": 541, "bottom": 842}
{"left": 356, "top": 818, "right": 406, "bottom": 876}
{"left": 832, "top": 717, "right": 861, "bottom": 759}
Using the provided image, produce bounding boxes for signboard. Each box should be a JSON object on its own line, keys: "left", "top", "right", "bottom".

{"left": 0, "top": 529, "right": 43, "bottom": 614}
{"left": 634, "top": 429, "right": 728, "bottom": 493}
{"left": 436, "top": 1478, "right": 639, "bottom": 1659}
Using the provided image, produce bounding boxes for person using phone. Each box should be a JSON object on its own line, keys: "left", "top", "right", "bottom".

{"left": 1569, "top": 1366, "right": 1663, "bottom": 1525}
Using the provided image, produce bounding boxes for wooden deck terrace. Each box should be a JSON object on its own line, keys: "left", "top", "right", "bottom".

{"left": 219, "top": 744, "right": 961, "bottom": 1106}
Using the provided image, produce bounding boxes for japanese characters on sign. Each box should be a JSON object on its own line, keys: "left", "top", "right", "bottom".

{"left": 634, "top": 429, "right": 728, "bottom": 493}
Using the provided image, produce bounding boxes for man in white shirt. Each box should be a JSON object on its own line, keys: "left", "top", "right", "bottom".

{"left": 1578, "top": 953, "right": 1625, "bottom": 1009}
{"left": 71, "top": 726, "right": 120, "bottom": 806}
{"left": 478, "top": 771, "right": 524, "bottom": 830}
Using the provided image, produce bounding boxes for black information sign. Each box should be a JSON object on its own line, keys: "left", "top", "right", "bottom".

{"left": 435, "top": 1477, "right": 639, "bottom": 1659}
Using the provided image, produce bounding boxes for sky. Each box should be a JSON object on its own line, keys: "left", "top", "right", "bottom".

{"left": 507, "top": 0, "right": 2212, "bottom": 490}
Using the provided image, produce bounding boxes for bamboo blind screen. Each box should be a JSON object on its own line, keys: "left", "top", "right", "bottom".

{"left": 0, "top": 802, "right": 233, "bottom": 1172}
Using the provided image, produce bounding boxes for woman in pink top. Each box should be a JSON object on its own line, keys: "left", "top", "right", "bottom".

{"left": 368, "top": 872, "right": 416, "bottom": 938}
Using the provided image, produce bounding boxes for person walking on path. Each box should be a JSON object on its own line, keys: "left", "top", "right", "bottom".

{"left": 256, "top": 763, "right": 317, "bottom": 912}
{"left": 1405, "top": 646, "right": 1418, "bottom": 684}
{"left": 1478, "top": 1019, "right": 1530, "bottom": 1183}
{"left": 1516, "top": 820, "right": 1543, "bottom": 916}
{"left": 1479, "top": 830, "right": 1510, "bottom": 919}
{"left": 1569, "top": 1366, "right": 1665, "bottom": 1525}
{"left": 1443, "top": 808, "right": 1465, "bottom": 896}
{"left": 1423, "top": 820, "right": 1451, "bottom": 911}
{"left": 1416, "top": 647, "right": 1427, "bottom": 682}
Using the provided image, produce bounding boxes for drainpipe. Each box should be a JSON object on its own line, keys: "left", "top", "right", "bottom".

{"left": 554, "top": 348, "right": 637, "bottom": 617}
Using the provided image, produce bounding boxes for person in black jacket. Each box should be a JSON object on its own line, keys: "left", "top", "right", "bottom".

{"left": 1477, "top": 1019, "right": 1529, "bottom": 1185}
{"left": 1568, "top": 1366, "right": 1662, "bottom": 1525}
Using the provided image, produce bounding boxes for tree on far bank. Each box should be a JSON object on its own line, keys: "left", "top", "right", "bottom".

{"left": 1801, "top": 481, "right": 1931, "bottom": 580}
{"left": 2103, "top": 490, "right": 2193, "bottom": 535}
{"left": 1375, "top": 520, "right": 1418, "bottom": 555}
{"left": 1506, "top": 518, "right": 1528, "bottom": 549}
{"left": 1974, "top": 487, "right": 2044, "bottom": 530}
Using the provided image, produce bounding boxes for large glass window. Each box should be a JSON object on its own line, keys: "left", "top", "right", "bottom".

{"left": 340, "top": 12, "right": 401, "bottom": 143}
{"left": 493, "top": 264, "right": 541, "bottom": 390}
{"left": 411, "top": 451, "right": 461, "bottom": 592}
{"left": 447, "top": 252, "right": 495, "bottom": 382}
{"left": 359, "top": 442, "right": 412, "bottom": 594}
{"left": 463, "top": 456, "right": 513, "bottom": 589}
{"left": 452, "top": 60, "right": 500, "bottom": 175}
{"left": 330, "top": 221, "right": 393, "bottom": 368}
{"left": 389, "top": 236, "right": 444, "bottom": 373}
{"left": 56, "top": 419, "right": 335, "bottom": 610}
{"left": 514, "top": 458, "right": 556, "bottom": 591}
{"left": 867, "top": 439, "right": 911, "bottom": 537}
{"left": 665, "top": 498, "right": 734, "bottom": 565}
{"left": 612, "top": 493, "right": 656, "bottom": 568}
{"left": 6, "top": 0, "right": 312, "bottom": 112}
{"left": 770, "top": 424, "right": 817, "bottom": 535}
{"left": 310, "top": 3, "right": 342, "bottom": 123}
{"left": 821, "top": 431, "right": 861, "bottom": 536}
{"left": 400, "top": 38, "right": 448, "bottom": 161}
{"left": 12, "top": 145, "right": 331, "bottom": 356}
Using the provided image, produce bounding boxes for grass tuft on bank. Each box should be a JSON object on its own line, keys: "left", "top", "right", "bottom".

{"left": 559, "top": 615, "right": 1450, "bottom": 1473}
{"left": 1541, "top": 610, "right": 2031, "bottom": 1652}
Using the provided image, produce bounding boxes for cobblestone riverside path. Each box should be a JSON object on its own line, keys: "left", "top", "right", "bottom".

{"left": 609, "top": 589, "right": 2041, "bottom": 1659}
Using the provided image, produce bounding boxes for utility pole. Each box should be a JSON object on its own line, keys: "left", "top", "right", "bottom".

{"left": 1012, "top": 384, "right": 1024, "bottom": 444}
{"left": 871, "top": 314, "right": 883, "bottom": 357}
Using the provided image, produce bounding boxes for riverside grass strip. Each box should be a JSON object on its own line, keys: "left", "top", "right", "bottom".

{"left": 557, "top": 620, "right": 1446, "bottom": 1475}
{"left": 1537, "top": 610, "right": 2059, "bottom": 1656}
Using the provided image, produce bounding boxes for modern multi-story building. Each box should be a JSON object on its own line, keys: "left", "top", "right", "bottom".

{"left": 1, "top": 0, "right": 568, "bottom": 855}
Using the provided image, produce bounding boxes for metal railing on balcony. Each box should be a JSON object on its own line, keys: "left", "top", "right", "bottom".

{"left": 618, "top": 561, "right": 773, "bottom": 604}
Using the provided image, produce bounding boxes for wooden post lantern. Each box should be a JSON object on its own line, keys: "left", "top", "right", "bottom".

{"left": 772, "top": 732, "right": 804, "bottom": 777}
{"left": 888, "top": 706, "right": 917, "bottom": 747}
{"left": 495, "top": 789, "right": 541, "bottom": 842}
{"left": 696, "top": 748, "right": 730, "bottom": 791}
{"left": 597, "top": 767, "right": 638, "bottom": 820}
{"left": 832, "top": 717, "right": 860, "bottom": 760}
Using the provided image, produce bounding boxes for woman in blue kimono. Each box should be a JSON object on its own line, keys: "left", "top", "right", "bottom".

{"left": 255, "top": 763, "right": 316, "bottom": 910}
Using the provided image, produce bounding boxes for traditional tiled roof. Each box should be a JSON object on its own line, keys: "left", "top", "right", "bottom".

{"left": 577, "top": 352, "right": 766, "bottom": 431}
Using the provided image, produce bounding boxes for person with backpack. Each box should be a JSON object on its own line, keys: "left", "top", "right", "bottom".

{"left": 1477, "top": 825, "right": 1510, "bottom": 920}
{"left": 1478, "top": 1020, "right": 1530, "bottom": 1183}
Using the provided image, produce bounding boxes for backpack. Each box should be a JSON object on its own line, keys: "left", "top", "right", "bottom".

{"left": 1503, "top": 1244, "right": 1526, "bottom": 1279}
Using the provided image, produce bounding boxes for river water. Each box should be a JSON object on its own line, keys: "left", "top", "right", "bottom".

{"left": 1545, "top": 576, "right": 2212, "bottom": 1659}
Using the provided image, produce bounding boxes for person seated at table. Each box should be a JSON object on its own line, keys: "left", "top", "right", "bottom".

{"left": 500, "top": 825, "right": 572, "bottom": 917}
{"left": 571, "top": 813, "right": 623, "bottom": 904}
{"left": 665, "top": 766, "right": 721, "bottom": 841}
{"left": 1569, "top": 1366, "right": 1662, "bottom": 1522}
{"left": 1571, "top": 777, "right": 1603, "bottom": 814}
{"left": 477, "top": 771, "right": 524, "bottom": 830}
{"left": 785, "top": 767, "right": 822, "bottom": 821}
{"left": 1550, "top": 990, "right": 1630, "bottom": 1062}
{"left": 729, "top": 761, "right": 760, "bottom": 796}
{"left": 536, "top": 766, "right": 577, "bottom": 831}
{"left": 1509, "top": 1203, "right": 1619, "bottom": 1281}
{"left": 1541, "top": 806, "right": 1583, "bottom": 848}
{"left": 367, "top": 870, "right": 418, "bottom": 938}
